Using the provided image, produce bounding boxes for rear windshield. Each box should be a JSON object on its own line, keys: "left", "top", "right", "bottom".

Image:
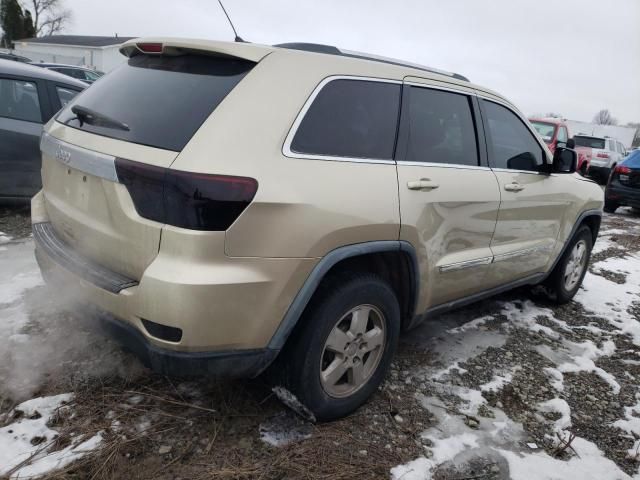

{"left": 622, "top": 150, "right": 640, "bottom": 168}
{"left": 56, "top": 54, "right": 254, "bottom": 152}
{"left": 530, "top": 121, "right": 556, "bottom": 143}
{"left": 573, "top": 136, "right": 606, "bottom": 149}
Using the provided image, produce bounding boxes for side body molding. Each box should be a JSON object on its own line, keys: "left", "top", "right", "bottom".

{"left": 266, "top": 240, "right": 418, "bottom": 351}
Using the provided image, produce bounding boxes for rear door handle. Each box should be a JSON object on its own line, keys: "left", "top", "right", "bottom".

{"left": 407, "top": 179, "right": 440, "bottom": 190}
{"left": 504, "top": 182, "right": 525, "bottom": 192}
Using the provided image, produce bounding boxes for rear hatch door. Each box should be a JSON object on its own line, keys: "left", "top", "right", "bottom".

{"left": 41, "top": 49, "right": 256, "bottom": 280}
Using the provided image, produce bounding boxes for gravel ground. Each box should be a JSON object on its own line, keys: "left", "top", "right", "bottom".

{"left": 1, "top": 207, "right": 640, "bottom": 479}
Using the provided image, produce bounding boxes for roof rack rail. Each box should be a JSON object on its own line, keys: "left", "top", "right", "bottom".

{"left": 274, "top": 42, "right": 469, "bottom": 82}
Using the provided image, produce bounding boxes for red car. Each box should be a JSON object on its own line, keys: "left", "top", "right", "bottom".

{"left": 529, "top": 118, "right": 589, "bottom": 175}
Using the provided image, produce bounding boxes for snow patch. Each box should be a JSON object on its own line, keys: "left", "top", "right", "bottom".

{"left": 259, "top": 411, "right": 313, "bottom": 447}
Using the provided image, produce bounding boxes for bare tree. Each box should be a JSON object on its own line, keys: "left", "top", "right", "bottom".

{"left": 20, "top": 0, "right": 71, "bottom": 36}
{"left": 545, "top": 112, "right": 563, "bottom": 119}
{"left": 593, "top": 109, "right": 618, "bottom": 126}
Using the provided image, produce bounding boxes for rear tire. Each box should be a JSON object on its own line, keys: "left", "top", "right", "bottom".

{"left": 544, "top": 226, "right": 592, "bottom": 304}
{"left": 276, "top": 273, "right": 400, "bottom": 421}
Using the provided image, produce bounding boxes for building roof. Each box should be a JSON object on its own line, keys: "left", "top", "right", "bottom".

{"left": 0, "top": 58, "right": 88, "bottom": 88}
{"left": 18, "top": 35, "right": 135, "bottom": 47}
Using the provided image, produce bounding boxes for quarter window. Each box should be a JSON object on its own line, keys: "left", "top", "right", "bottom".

{"left": 290, "top": 79, "right": 401, "bottom": 160}
{"left": 401, "top": 86, "right": 479, "bottom": 166}
{"left": 0, "top": 78, "right": 41, "bottom": 123}
{"left": 482, "top": 100, "right": 545, "bottom": 172}
{"left": 56, "top": 86, "right": 80, "bottom": 107}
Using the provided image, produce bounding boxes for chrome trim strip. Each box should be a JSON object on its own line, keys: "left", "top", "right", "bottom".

{"left": 40, "top": 132, "right": 118, "bottom": 182}
{"left": 396, "top": 160, "right": 490, "bottom": 171}
{"left": 492, "top": 245, "right": 554, "bottom": 263}
{"left": 491, "top": 167, "right": 549, "bottom": 176}
{"left": 282, "top": 75, "right": 401, "bottom": 165}
{"left": 403, "top": 81, "right": 472, "bottom": 95}
{"left": 439, "top": 256, "right": 493, "bottom": 273}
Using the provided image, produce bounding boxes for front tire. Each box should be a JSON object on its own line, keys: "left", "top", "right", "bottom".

{"left": 544, "top": 226, "right": 593, "bottom": 304}
{"left": 278, "top": 273, "right": 400, "bottom": 421}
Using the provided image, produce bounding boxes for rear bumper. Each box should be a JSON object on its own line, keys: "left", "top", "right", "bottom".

{"left": 589, "top": 165, "right": 611, "bottom": 178}
{"left": 31, "top": 198, "right": 315, "bottom": 375}
{"left": 97, "top": 308, "right": 278, "bottom": 377}
{"left": 606, "top": 183, "right": 640, "bottom": 208}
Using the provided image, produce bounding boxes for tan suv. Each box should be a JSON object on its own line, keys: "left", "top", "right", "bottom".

{"left": 32, "top": 38, "right": 603, "bottom": 420}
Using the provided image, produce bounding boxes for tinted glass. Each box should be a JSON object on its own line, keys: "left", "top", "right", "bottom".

{"left": 0, "top": 79, "right": 41, "bottom": 123}
{"left": 291, "top": 79, "right": 401, "bottom": 160}
{"left": 573, "top": 136, "right": 606, "bottom": 149}
{"left": 403, "top": 87, "right": 478, "bottom": 166}
{"left": 57, "top": 54, "right": 254, "bottom": 151}
{"left": 56, "top": 86, "right": 80, "bottom": 107}
{"left": 84, "top": 70, "right": 102, "bottom": 81}
{"left": 557, "top": 126, "right": 568, "bottom": 142}
{"left": 530, "top": 121, "right": 556, "bottom": 143}
{"left": 482, "top": 100, "right": 544, "bottom": 171}
{"left": 621, "top": 150, "right": 640, "bottom": 168}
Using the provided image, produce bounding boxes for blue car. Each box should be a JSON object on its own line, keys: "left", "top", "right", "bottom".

{"left": 605, "top": 150, "right": 640, "bottom": 213}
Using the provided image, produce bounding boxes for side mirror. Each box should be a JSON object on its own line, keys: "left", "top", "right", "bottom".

{"left": 567, "top": 138, "right": 575, "bottom": 149}
{"left": 553, "top": 147, "right": 577, "bottom": 174}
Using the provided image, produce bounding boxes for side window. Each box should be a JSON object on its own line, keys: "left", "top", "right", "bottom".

{"left": 482, "top": 100, "right": 545, "bottom": 172}
{"left": 401, "top": 86, "right": 478, "bottom": 166}
{"left": 608, "top": 140, "right": 616, "bottom": 152}
{"left": 290, "top": 79, "right": 401, "bottom": 160}
{"left": 557, "top": 126, "right": 568, "bottom": 142}
{"left": 0, "top": 78, "right": 42, "bottom": 123}
{"left": 56, "top": 86, "right": 81, "bottom": 108}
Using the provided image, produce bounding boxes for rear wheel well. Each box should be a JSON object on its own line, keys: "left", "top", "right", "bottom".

{"left": 321, "top": 252, "right": 416, "bottom": 329}
{"left": 579, "top": 214, "right": 601, "bottom": 245}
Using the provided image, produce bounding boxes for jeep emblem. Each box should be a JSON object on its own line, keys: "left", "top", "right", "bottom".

{"left": 55, "top": 146, "right": 71, "bottom": 164}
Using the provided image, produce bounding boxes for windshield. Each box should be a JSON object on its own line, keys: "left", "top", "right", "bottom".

{"left": 56, "top": 54, "right": 254, "bottom": 151}
{"left": 530, "top": 121, "right": 556, "bottom": 143}
{"left": 573, "top": 136, "right": 606, "bottom": 149}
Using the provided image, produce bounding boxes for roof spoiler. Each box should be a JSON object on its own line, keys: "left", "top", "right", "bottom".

{"left": 119, "top": 38, "right": 271, "bottom": 63}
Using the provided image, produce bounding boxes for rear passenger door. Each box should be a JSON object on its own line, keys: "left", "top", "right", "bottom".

{"left": 479, "top": 97, "right": 571, "bottom": 285}
{"left": 0, "top": 76, "right": 49, "bottom": 199}
{"left": 396, "top": 79, "right": 501, "bottom": 310}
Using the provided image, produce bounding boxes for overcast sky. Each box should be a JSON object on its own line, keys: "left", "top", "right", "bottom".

{"left": 61, "top": 0, "right": 640, "bottom": 124}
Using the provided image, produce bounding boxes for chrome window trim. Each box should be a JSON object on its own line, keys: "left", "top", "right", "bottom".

{"left": 403, "top": 81, "right": 471, "bottom": 95}
{"left": 439, "top": 256, "right": 493, "bottom": 273}
{"left": 282, "top": 75, "right": 401, "bottom": 165}
{"left": 396, "top": 160, "right": 490, "bottom": 171}
{"left": 40, "top": 132, "right": 118, "bottom": 182}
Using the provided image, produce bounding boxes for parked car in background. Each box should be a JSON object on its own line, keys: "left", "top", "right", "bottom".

{"left": 605, "top": 150, "right": 640, "bottom": 213}
{"left": 573, "top": 135, "right": 625, "bottom": 184}
{"left": 530, "top": 118, "right": 589, "bottom": 175}
{"left": 32, "top": 38, "right": 603, "bottom": 420}
{"left": 31, "top": 63, "right": 104, "bottom": 84}
{"left": 0, "top": 52, "right": 32, "bottom": 63}
{"left": 0, "top": 60, "right": 86, "bottom": 203}
{"left": 529, "top": 118, "right": 570, "bottom": 154}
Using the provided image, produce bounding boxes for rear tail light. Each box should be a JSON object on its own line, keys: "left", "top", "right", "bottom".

{"left": 136, "top": 42, "right": 163, "bottom": 54}
{"left": 597, "top": 152, "right": 610, "bottom": 159}
{"left": 115, "top": 158, "right": 258, "bottom": 231}
{"left": 615, "top": 165, "right": 631, "bottom": 174}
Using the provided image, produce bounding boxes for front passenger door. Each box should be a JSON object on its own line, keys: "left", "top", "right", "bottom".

{"left": 480, "top": 98, "right": 572, "bottom": 286}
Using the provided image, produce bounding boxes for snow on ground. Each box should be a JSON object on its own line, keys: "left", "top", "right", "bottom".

{"left": 259, "top": 411, "right": 313, "bottom": 447}
{"left": 0, "top": 393, "right": 103, "bottom": 479}
{"left": 392, "top": 212, "right": 640, "bottom": 479}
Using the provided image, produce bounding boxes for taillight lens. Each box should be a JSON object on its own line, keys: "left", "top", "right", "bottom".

{"left": 615, "top": 165, "right": 631, "bottom": 174}
{"left": 597, "top": 152, "right": 610, "bottom": 159}
{"left": 115, "top": 158, "right": 258, "bottom": 231}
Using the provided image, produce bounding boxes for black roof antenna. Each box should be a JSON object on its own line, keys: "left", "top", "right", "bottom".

{"left": 217, "top": 0, "right": 244, "bottom": 42}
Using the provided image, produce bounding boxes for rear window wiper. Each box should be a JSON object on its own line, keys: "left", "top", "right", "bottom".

{"left": 71, "top": 105, "right": 130, "bottom": 131}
